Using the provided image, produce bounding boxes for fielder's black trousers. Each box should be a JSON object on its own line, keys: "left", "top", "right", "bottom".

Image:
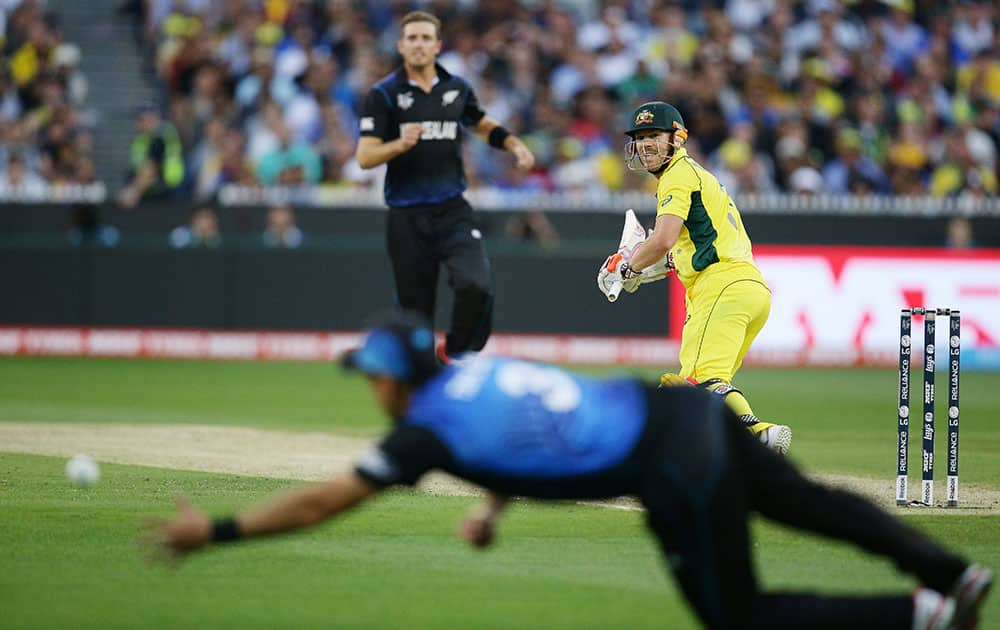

{"left": 639, "top": 387, "right": 968, "bottom": 630}
{"left": 386, "top": 197, "right": 492, "bottom": 355}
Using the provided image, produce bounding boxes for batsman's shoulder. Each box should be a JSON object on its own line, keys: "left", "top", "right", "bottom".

{"left": 664, "top": 159, "right": 701, "bottom": 189}
{"left": 656, "top": 166, "right": 697, "bottom": 201}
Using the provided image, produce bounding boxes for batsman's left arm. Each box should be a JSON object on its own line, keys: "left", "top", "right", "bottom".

{"left": 629, "top": 214, "right": 682, "bottom": 273}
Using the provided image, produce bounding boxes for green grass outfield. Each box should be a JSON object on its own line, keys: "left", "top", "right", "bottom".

{"left": 1, "top": 357, "right": 999, "bottom": 628}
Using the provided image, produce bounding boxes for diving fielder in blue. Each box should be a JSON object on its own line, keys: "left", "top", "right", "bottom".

{"left": 141, "top": 310, "right": 992, "bottom": 630}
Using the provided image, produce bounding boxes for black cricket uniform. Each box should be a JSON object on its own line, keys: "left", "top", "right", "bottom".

{"left": 354, "top": 356, "right": 968, "bottom": 630}
{"left": 360, "top": 64, "right": 493, "bottom": 355}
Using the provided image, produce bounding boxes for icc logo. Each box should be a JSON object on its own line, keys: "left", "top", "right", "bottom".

{"left": 899, "top": 406, "right": 909, "bottom": 418}
{"left": 901, "top": 335, "right": 910, "bottom": 348}
{"left": 949, "top": 406, "right": 959, "bottom": 419}
{"left": 926, "top": 344, "right": 934, "bottom": 355}
{"left": 950, "top": 336, "right": 959, "bottom": 348}
{"left": 924, "top": 412, "right": 934, "bottom": 423}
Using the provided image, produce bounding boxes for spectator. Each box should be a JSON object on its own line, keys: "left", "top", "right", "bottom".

{"left": 0, "top": 151, "right": 47, "bottom": 196}
{"left": 67, "top": 203, "right": 120, "bottom": 247}
{"left": 713, "top": 136, "right": 776, "bottom": 196}
{"left": 216, "top": 9, "right": 262, "bottom": 80}
{"left": 262, "top": 204, "right": 303, "bottom": 249}
{"left": 929, "top": 130, "right": 998, "bottom": 197}
{"left": 956, "top": 49, "right": 1000, "bottom": 106}
{"left": 8, "top": 17, "right": 56, "bottom": 91}
{"left": 505, "top": 211, "right": 560, "bottom": 249}
{"left": 782, "top": 0, "right": 866, "bottom": 73}
{"left": 120, "top": 0, "right": 999, "bottom": 199}
{"left": 789, "top": 165, "right": 825, "bottom": 195}
{"left": 215, "top": 126, "right": 258, "bottom": 191}
{"left": 0, "top": 69, "right": 21, "bottom": 123}
{"left": 256, "top": 122, "right": 322, "bottom": 186}
{"left": 641, "top": 3, "right": 699, "bottom": 73}
{"left": 119, "top": 103, "right": 185, "bottom": 207}
{"left": 169, "top": 207, "right": 222, "bottom": 249}
{"left": 952, "top": 1, "right": 994, "bottom": 59}
{"left": 315, "top": 103, "right": 357, "bottom": 186}
{"left": 189, "top": 116, "right": 228, "bottom": 200}
{"left": 822, "top": 127, "right": 888, "bottom": 194}
{"left": 773, "top": 130, "right": 810, "bottom": 190}
{"left": 879, "top": 0, "right": 927, "bottom": 75}
{"left": 945, "top": 216, "right": 975, "bottom": 250}
{"left": 1, "top": 5, "right": 94, "bottom": 187}
{"left": 51, "top": 42, "right": 87, "bottom": 106}
{"left": 953, "top": 97, "right": 996, "bottom": 172}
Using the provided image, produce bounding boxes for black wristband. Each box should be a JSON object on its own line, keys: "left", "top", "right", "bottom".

{"left": 488, "top": 126, "right": 511, "bottom": 149}
{"left": 211, "top": 517, "right": 242, "bottom": 543}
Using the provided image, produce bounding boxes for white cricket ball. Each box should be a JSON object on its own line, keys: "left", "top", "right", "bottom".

{"left": 66, "top": 454, "right": 100, "bottom": 488}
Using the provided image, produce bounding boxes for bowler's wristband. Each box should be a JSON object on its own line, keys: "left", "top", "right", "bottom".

{"left": 211, "top": 517, "right": 243, "bottom": 543}
{"left": 488, "top": 126, "right": 511, "bottom": 149}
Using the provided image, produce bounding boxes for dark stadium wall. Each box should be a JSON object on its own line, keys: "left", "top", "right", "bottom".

{"left": 3, "top": 203, "right": 999, "bottom": 247}
{"left": 4, "top": 202, "right": 998, "bottom": 333}
{"left": 0, "top": 243, "right": 671, "bottom": 334}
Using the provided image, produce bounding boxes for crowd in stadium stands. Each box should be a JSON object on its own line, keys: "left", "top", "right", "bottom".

{"left": 0, "top": 0, "right": 95, "bottom": 192}
{"left": 119, "top": 0, "right": 997, "bottom": 202}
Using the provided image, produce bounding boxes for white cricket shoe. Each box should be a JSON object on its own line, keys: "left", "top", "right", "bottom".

{"left": 759, "top": 424, "right": 793, "bottom": 455}
{"left": 911, "top": 588, "right": 955, "bottom": 630}
{"left": 950, "top": 564, "right": 993, "bottom": 630}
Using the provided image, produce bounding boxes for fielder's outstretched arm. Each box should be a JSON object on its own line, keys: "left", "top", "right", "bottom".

{"left": 629, "top": 214, "right": 682, "bottom": 273}
{"left": 238, "top": 473, "right": 379, "bottom": 536}
{"left": 140, "top": 473, "right": 380, "bottom": 563}
{"left": 458, "top": 492, "right": 510, "bottom": 549}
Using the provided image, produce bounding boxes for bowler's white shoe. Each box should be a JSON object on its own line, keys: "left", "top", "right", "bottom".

{"left": 911, "top": 588, "right": 955, "bottom": 630}
{"left": 759, "top": 424, "right": 793, "bottom": 455}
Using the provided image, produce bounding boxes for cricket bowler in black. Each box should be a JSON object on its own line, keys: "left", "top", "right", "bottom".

{"left": 355, "top": 11, "right": 535, "bottom": 362}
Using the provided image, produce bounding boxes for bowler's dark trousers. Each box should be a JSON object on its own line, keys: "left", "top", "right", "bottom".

{"left": 639, "top": 388, "right": 968, "bottom": 630}
{"left": 386, "top": 196, "right": 492, "bottom": 355}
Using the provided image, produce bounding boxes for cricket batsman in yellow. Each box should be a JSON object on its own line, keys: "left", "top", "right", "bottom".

{"left": 599, "top": 101, "right": 792, "bottom": 454}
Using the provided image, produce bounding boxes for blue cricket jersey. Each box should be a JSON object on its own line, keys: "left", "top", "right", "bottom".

{"left": 355, "top": 357, "right": 650, "bottom": 499}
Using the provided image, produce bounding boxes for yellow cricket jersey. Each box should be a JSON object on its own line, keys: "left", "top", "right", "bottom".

{"left": 655, "top": 148, "right": 761, "bottom": 290}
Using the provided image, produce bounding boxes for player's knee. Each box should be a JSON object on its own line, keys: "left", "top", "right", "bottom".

{"left": 454, "top": 283, "right": 491, "bottom": 306}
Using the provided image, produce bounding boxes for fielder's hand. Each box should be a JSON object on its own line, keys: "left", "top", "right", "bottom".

{"left": 459, "top": 514, "right": 496, "bottom": 548}
{"left": 510, "top": 143, "right": 535, "bottom": 171}
{"left": 399, "top": 123, "right": 423, "bottom": 150}
{"left": 458, "top": 494, "right": 508, "bottom": 548}
{"left": 138, "top": 495, "right": 212, "bottom": 565}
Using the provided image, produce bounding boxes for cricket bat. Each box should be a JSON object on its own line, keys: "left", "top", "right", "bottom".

{"left": 605, "top": 209, "right": 646, "bottom": 302}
